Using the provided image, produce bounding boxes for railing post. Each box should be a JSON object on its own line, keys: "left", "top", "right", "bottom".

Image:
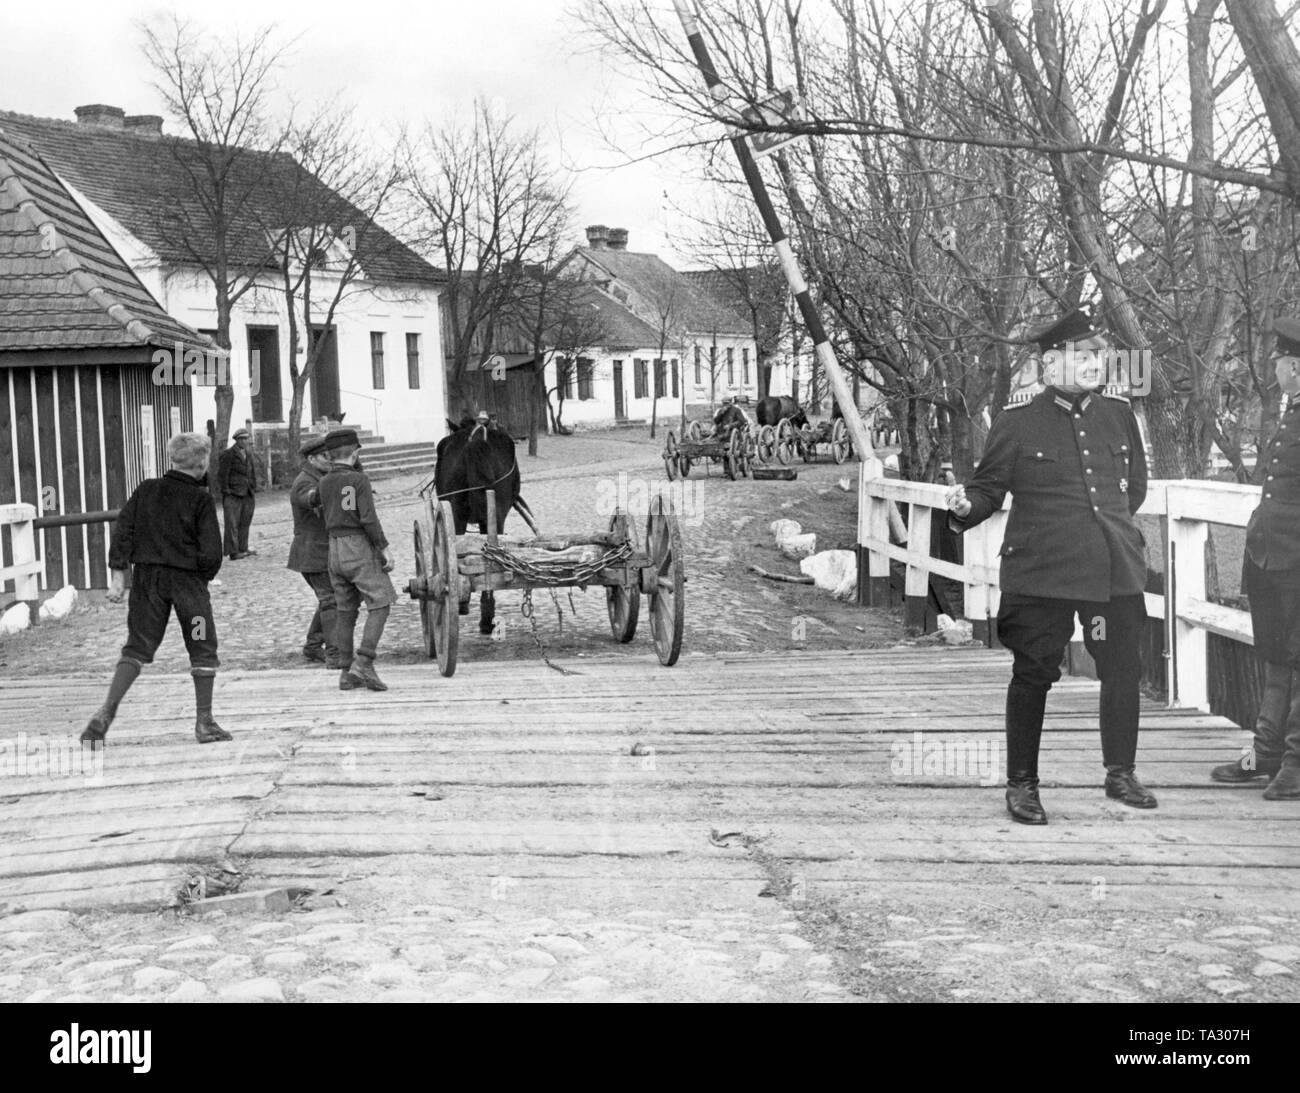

{"left": 858, "top": 464, "right": 891, "bottom": 607}
{"left": 904, "top": 502, "right": 932, "bottom": 633}
{"left": 964, "top": 520, "right": 992, "bottom": 646}
{"left": 2, "top": 503, "right": 41, "bottom": 625}
{"left": 1169, "top": 499, "right": 1209, "bottom": 710}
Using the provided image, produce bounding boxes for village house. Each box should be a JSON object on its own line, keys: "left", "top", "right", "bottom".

{"left": 0, "top": 124, "right": 214, "bottom": 593}
{"left": 0, "top": 106, "right": 447, "bottom": 477}
{"left": 545, "top": 226, "right": 760, "bottom": 427}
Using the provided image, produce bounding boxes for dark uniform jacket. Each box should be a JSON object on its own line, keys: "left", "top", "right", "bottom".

{"left": 1246, "top": 398, "right": 1300, "bottom": 572}
{"left": 109, "top": 470, "right": 223, "bottom": 582}
{"left": 287, "top": 464, "right": 329, "bottom": 574}
{"left": 318, "top": 464, "right": 389, "bottom": 550}
{"left": 217, "top": 445, "right": 258, "bottom": 498}
{"left": 950, "top": 388, "right": 1148, "bottom": 602}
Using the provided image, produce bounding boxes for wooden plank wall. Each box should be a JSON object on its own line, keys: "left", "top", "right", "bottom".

{"left": 0, "top": 363, "right": 191, "bottom": 595}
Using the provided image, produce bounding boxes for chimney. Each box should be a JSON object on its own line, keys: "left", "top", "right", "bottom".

{"left": 74, "top": 104, "right": 126, "bottom": 129}
{"left": 607, "top": 228, "right": 628, "bottom": 251}
{"left": 124, "top": 115, "right": 164, "bottom": 138}
{"left": 585, "top": 224, "right": 608, "bottom": 249}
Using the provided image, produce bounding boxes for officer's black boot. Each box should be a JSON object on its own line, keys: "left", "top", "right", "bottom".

{"left": 1006, "top": 683, "right": 1048, "bottom": 825}
{"left": 1213, "top": 661, "right": 1288, "bottom": 783}
{"left": 1263, "top": 669, "right": 1300, "bottom": 801}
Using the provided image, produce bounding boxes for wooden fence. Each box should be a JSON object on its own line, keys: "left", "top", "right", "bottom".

{"left": 858, "top": 471, "right": 1260, "bottom": 718}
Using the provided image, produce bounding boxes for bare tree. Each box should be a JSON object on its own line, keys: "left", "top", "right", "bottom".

{"left": 405, "top": 99, "right": 572, "bottom": 422}
{"left": 260, "top": 106, "right": 409, "bottom": 453}
{"left": 139, "top": 15, "right": 292, "bottom": 482}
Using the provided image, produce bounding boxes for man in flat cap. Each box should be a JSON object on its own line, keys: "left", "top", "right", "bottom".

{"left": 288, "top": 433, "right": 340, "bottom": 668}
{"left": 1211, "top": 317, "right": 1300, "bottom": 799}
{"left": 218, "top": 427, "right": 259, "bottom": 560}
{"left": 945, "top": 308, "right": 1156, "bottom": 823}
{"left": 317, "top": 427, "right": 396, "bottom": 691}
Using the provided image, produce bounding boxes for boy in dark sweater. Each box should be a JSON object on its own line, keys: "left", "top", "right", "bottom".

{"left": 82, "top": 432, "right": 231, "bottom": 746}
{"left": 317, "top": 428, "right": 396, "bottom": 692}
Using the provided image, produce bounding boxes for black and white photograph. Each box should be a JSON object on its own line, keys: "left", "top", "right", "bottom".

{"left": 0, "top": 0, "right": 1295, "bottom": 1053}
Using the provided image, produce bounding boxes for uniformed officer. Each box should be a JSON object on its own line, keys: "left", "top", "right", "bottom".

{"left": 288, "top": 433, "right": 339, "bottom": 668}
{"left": 945, "top": 310, "right": 1157, "bottom": 823}
{"left": 1210, "top": 317, "right": 1300, "bottom": 799}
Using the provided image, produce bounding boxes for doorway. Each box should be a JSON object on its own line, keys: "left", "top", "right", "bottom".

{"left": 246, "top": 325, "right": 282, "bottom": 421}
{"left": 309, "top": 326, "right": 340, "bottom": 421}
{"left": 613, "top": 360, "right": 625, "bottom": 420}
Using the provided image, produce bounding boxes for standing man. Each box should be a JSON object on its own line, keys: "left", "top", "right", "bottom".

{"left": 218, "top": 427, "right": 259, "bottom": 560}
{"left": 1210, "top": 317, "right": 1300, "bottom": 800}
{"left": 288, "top": 434, "right": 339, "bottom": 668}
{"left": 945, "top": 309, "right": 1157, "bottom": 824}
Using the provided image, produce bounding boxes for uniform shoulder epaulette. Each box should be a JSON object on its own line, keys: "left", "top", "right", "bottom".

{"left": 1101, "top": 390, "right": 1131, "bottom": 403}
{"left": 1001, "top": 399, "right": 1032, "bottom": 410}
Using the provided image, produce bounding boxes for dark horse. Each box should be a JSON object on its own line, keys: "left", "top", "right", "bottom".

{"left": 434, "top": 417, "right": 536, "bottom": 634}
{"left": 756, "top": 395, "right": 809, "bottom": 430}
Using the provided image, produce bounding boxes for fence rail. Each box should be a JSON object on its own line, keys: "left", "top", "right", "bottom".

{"left": 858, "top": 468, "right": 1258, "bottom": 712}
{"left": 0, "top": 503, "right": 42, "bottom": 620}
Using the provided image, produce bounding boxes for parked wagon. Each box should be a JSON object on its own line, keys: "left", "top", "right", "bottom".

{"left": 662, "top": 420, "right": 756, "bottom": 480}
{"left": 757, "top": 417, "right": 853, "bottom": 465}
{"left": 406, "top": 485, "right": 685, "bottom": 676}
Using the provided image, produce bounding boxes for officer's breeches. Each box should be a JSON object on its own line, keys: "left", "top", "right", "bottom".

{"left": 997, "top": 594, "right": 1146, "bottom": 771}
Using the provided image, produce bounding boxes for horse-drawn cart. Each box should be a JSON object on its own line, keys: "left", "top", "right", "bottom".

{"left": 407, "top": 484, "right": 685, "bottom": 676}
{"left": 662, "top": 420, "right": 756, "bottom": 480}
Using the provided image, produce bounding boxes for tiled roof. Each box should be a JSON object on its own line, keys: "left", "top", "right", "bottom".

{"left": 682, "top": 266, "right": 784, "bottom": 348}
{"left": 0, "top": 128, "right": 211, "bottom": 353}
{"left": 563, "top": 281, "right": 661, "bottom": 350}
{"left": 0, "top": 109, "right": 444, "bottom": 286}
{"left": 573, "top": 247, "right": 752, "bottom": 336}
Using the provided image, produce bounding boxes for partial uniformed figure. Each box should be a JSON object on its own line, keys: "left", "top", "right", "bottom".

{"left": 946, "top": 310, "right": 1157, "bottom": 823}
{"left": 1211, "top": 317, "right": 1300, "bottom": 800}
{"left": 287, "top": 433, "right": 339, "bottom": 669}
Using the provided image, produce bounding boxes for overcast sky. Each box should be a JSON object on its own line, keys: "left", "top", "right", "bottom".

{"left": 0, "top": 0, "right": 703, "bottom": 265}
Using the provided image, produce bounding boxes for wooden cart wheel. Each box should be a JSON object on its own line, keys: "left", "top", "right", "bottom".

{"left": 645, "top": 494, "right": 685, "bottom": 666}
{"left": 431, "top": 500, "right": 460, "bottom": 677}
{"left": 663, "top": 430, "right": 679, "bottom": 481}
{"left": 687, "top": 420, "right": 704, "bottom": 442}
{"left": 832, "top": 417, "right": 852, "bottom": 463}
{"left": 606, "top": 510, "right": 641, "bottom": 643}
{"left": 678, "top": 454, "right": 692, "bottom": 478}
{"left": 756, "top": 424, "right": 776, "bottom": 463}
{"left": 775, "top": 419, "right": 795, "bottom": 465}
{"left": 413, "top": 519, "right": 437, "bottom": 659}
{"left": 726, "top": 429, "right": 743, "bottom": 480}
{"left": 800, "top": 423, "right": 816, "bottom": 463}
{"left": 738, "top": 426, "right": 752, "bottom": 477}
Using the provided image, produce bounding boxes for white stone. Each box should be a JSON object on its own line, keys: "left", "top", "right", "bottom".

{"left": 404, "top": 944, "right": 447, "bottom": 972}
{"left": 532, "top": 935, "right": 588, "bottom": 959}
{"left": 262, "top": 951, "right": 309, "bottom": 969}
{"left": 756, "top": 950, "right": 789, "bottom": 973}
{"left": 1255, "top": 944, "right": 1300, "bottom": 963}
{"left": 777, "top": 934, "right": 813, "bottom": 951}
{"left": 1253, "top": 961, "right": 1292, "bottom": 978}
{"left": 244, "top": 922, "right": 297, "bottom": 938}
{"left": 132, "top": 966, "right": 182, "bottom": 989}
{"left": 0, "top": 910, "right": 73, "bottom": 933}
{"left": 1204, "top": 979, "right": 1249, "bottom": 996}
{"left": 1198, "top": 963, "right": 1236, "bottom": 978}
{"left": 167, "top": 979, "right": 209, "bottom": 1002}
{"left": 218, "top": 977, "right": 284, "bottom": 1002}
{"left": 567, "top": 976, "right": 612, "bottom": 995}
{"left": 965, "top": 943, "right": 1012, "bottom": 955}
{"left": 364, "top": 962, "right": 420, "bottom": 987}
{"left": 509, "top": 947, "right": 559, "bottom": 968}
{"left": 205, "top": 954, "right": 254, "bottom": 978}
{"left": 165, "top": 934, "right": 222, "bottom": 952}
{"left": 504, "top": 967, "right": 554, "bottom": 990}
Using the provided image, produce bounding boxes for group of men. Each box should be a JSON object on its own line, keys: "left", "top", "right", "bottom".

{"left": 80, "top": 426, "right": 397, "bottom": 748}
{"left": 945, "top": 309, "right": 1300, "bottom": 821}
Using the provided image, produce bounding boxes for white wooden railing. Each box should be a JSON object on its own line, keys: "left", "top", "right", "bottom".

{"left": 858, "top": 468, "right": 1258, "bottom": 712}
{"left": 0, "top": 503, "right": 42, "bottom": 622}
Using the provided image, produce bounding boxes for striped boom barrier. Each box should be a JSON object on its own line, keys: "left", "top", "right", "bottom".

{"left": 670, "top": 0, "right": 909, "bottom": 559}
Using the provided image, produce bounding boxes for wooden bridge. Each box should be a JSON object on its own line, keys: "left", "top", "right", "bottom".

{"left": 1, "top": 646, "right": 1293, "bottom": 916}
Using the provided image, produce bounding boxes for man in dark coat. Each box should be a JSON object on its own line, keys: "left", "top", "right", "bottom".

{"left": 288, "top": 434, "right": 339, "bottom": 668}
{"left": 81, "top": 432, "right": 231, "bottom": 746}
{"left": 1211, "top": 317, "right": 1300, "bottom": 800}
{"left": 945, "top": 309, "right": 1156, "bottom": 823}
{"left": 218, "top": 427, "right": 259, "bottom": 560}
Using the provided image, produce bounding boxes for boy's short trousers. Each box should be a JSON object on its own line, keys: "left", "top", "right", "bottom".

{"left": 329, "top": 535, "right": 397, "bottom": 612}
{"left": 122, "top": 563, "right": 219, "bottom": 670}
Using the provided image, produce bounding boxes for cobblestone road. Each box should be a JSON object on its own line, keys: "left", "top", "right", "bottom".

{"left": 0, "top": 427, "right": 901, "bottom": 677}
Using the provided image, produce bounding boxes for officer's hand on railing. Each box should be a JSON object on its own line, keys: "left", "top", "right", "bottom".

{"left": 946, "top": 483, "right": 972, "bottom": 518}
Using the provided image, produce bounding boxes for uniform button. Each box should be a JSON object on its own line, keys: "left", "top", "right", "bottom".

{"left": 1268, "top": 475, "right": 1275, "bottom": 480}
{"left": 1093, "top": 506, "right": 1099, "bottom": 512}
{"left": 1090, "top": 486, "right": 1097, "bottom": 492}
{"left": 1083, "top": 449, "right": 1090, "bottom": 455}
{"left": 1086, "top": 468, "right": 1093, "bottom": 474}
{"left": 1079, "top": 431, "right": 1087, "bottom": 437}
{"left": 1074, "top": 413, "right": 1081, "bottom": 419}
{"left": 1036, "top": 451, "right": 1043, "bottom": 457}
{"left": 1266, "top": 493, "right": 1273, "bottom": 498}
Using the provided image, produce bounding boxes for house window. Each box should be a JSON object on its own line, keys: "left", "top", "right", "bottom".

{"left": 709, "top": 345, "right": 718, "bottom": 380}
{"left": 370, "top": 332, "right": 385, "bottom": 390}
{"left": 727, "top": 347, "right": 735, "bottom": 386}
{"left": 406, "top": 333, "right": 421, "bottom": 389}
{"left": 654, "top": 359, "right": 665, "bottom": 399}
{"left": 557, "top": 357, "right": 575, "bottom": 400}
{"left": 634, "top": 358, "right": 647, "bottom": 399}
{"left": 577, "top": 358, "right": 594, "bottom": 400}
{"left": 671, "top": 359, "right": 679, "bottom": 398}
{"left": 694, "top": 346, "right": 702, "bottom": 384}
{"left": 743, "top": 347, "right": 750, "bottom": 385}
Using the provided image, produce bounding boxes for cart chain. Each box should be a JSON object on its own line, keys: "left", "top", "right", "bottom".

{"left": 482, "top": 540, "right": 632, "bottom": 587}
{"left": 520, "top": 589, "right": 581, "bottom": 676}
